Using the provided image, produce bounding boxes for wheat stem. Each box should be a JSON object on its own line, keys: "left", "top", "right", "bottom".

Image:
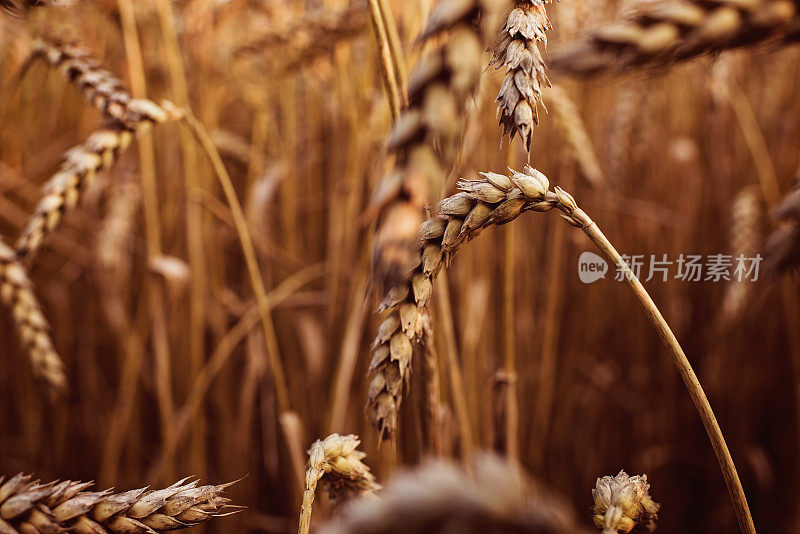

{"left": 368, "top": 0, "right": 402, "bottom": 120}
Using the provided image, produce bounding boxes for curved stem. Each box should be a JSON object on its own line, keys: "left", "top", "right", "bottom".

{"left": 571, "top": 207, "right": 756, "bottom": 534}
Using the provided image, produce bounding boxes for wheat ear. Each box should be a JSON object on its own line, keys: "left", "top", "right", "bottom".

{"left": 488, "top": 0, "right": 553, "bottom": 152}
{"left": 318, "top": 452, "right": 587, "bottom": 534}
{"left": 373, "top": 165, "right": 755, "bottom": 533}
{"left": 549, "top": 0, "right": 799, "bottom": 76}
{"left": 765, "top": 176, "right": 800, "bottom": 276}
{"left": 0, "top": 473, "right": 239, "bottom": 533}
{"left": 368, "top": 0, "right": 506, "bottom": 440}
{"left": 591, "top": 471, "right": 660, "bottom": 534}
{"left": 298, "top": 434, "right": 379, "bottom": 534}
{"left": 722, "top": 186, "right": 761, "bottom": 320}
{"left": 16, "top": 39, "right": 179, "bottom": 258}
{"left": 0, "top": 0, "right": 74, "bottom": 15}
{"left": 0, "top": 239, "right": 65, "bottom": 393}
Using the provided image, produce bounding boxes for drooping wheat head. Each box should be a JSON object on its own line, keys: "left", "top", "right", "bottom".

{"left": 16, "top": 39, "right": 179, "bottom": 258}
{"left": 591, "top": 471, "right": 660, "bottom": 534}
{"left": 0, "top": 473, "right": 239, "bottom": 533}
{"left": 488, "top": 0, "right": 553, "bottom": 152}
{"left": 318, "top": 453, "right": 588, "bottom": 534}
{"left": 299, "top": 434, "right": 379, "bottom": 534}
{"left": 369, "top": 165, "right": 560, "bottom": 439}
{"left": 549, "top": 0, "right": 799, "bottom": 76}
{"left": 368, "top": 0, "right": 508, "bottom": 439}
{"left": 0, "top": 239, "right": 65, "bottom": 394}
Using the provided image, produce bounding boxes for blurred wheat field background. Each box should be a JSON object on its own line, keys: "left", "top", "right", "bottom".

{"left": 1, "top": 0, "right": 800, "bottom": 532}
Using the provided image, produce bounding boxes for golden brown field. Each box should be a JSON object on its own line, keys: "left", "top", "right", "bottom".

{"left": 1, "top": 0, "right": 800, "bottom": 532}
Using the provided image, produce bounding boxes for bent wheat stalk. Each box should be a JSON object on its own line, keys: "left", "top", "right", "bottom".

{"left": 0, "top": 473, "right": 239, "bottom": 533}
{"left": 373, "top": 165, "right": 755, "bottom": 533}
{"left": 0, "top": 239, "right": 65, "bottom": 393}
{"left": 298, "top": 434, "right": 379, "bottom": 534}
{"left": 549, "top": 0, "right": 799, "bottom": 76}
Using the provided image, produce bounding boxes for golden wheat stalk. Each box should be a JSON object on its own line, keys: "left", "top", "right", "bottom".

{"left": 0, "top": 473, "right": 239, "bottom": 533}
{"left": 549, "top": 0, "right": 799, "bottom": 76}
{"left": 591, "top": 471, "right": 660, "bottom": 534}
{"left": 488, "top": 0, "right": 553, "bottom": 152}
{"left": 318, "top": 452, "right": 588, "bottom": 534}
{"left": 368, "top": 0, "right": 507, "bottom": 440}
{"left": 372, "top": 165, "right": 755, "bottom": 533}
{"left": 0, "top": 239, "right": 65, "bottom": 393}
{"left": 298, "top": 434, "right": 379, "bottom": 534}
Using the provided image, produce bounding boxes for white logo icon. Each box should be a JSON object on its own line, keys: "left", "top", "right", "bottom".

{"left": 578, "top": 251, "right": 608, "bottom": 284}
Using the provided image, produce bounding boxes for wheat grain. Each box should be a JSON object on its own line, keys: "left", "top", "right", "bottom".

{"left": 318, "top": 452, "right": 588, "bottom": 534}
{"left": 488, "top": 0, "right": 553, "bottom": 152}
{"left": 368, "top": 0, "right": 507, "bottom": 439}
{"left": 549, "top": 0, "right": 799, "bottom": 76}
{"left": 591, "top": 471, "right": 660, "bottom": 534}
{"left": 0, "top": 238, "right": 65, "bottom": 394}
{"left": 0, "top": 473, "right": 239, "bottom": 533}
{"left": 298, "top": 434, "right": 379, "bottom": 534}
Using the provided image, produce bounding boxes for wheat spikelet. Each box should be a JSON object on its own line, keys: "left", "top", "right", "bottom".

{"left": 0, "top": 473, "right": 239, "bottom": 533}
{"left": 15, "top": 126, "right": 133, "bottom": 258}
{"left": 369, "top": 165, "right": 580, "bottom": 439}
{"left": 722, "top": 186, "right": 761, "bottom": 320}
{"left": 299, "top": 434, "right": 379, "bottom": 534}
{"left": 765, "top": 176, "right": 800, "bottom": 276}
{"left": 0, "top": 239, "right": 65, "bottom": 393}
{"left": 488, "top": 0, "right": 553, "bottom": 152}
{"left": 319, "top": 453, "right": 588, "bottom": 534}
{"left": 591, "top": 471, "right": 660, "bottom": 534}
{"left": 30, "top": 38, "right": 172, "bottom": 130}
{"left": 368, "top": 0, "right": 507, "bottom": 439}
{"left": 549, "top": 0, "right": 799, "bottom": 76}
{"left": 16, "top": 40, "right": 178, "bottom": 259}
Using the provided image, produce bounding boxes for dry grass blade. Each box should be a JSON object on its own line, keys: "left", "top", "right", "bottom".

{"left": 549, "top": 0, "right": 800, "bottom": 76}
{"left": 488, "top": 0, "right": 553, "bottom": 152}
{"left": 368, "top": 0, "right": 506, "bottom": 440}
{"left": 318, "top": 452, "right": 589, "bottom": 534}
{"left": 0, "top": 238, "right": 65, "bottom": 394}
{"left": 0, "top": 473, "right": 240, "bottom": 533}
{"left": 591, "top": 471, "right": 660, "bottom": 534}
{"left": 298, "top": 434, "right": 379, "bottom": 534}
